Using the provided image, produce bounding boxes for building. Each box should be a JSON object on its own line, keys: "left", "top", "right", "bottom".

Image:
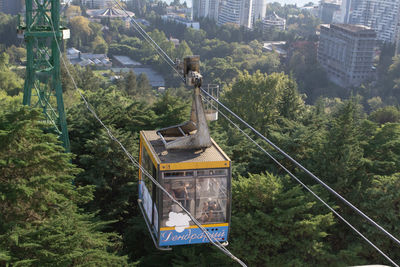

{"left": 262, "top": 41, "right": 287, "bottom": 57}
{"left": 86, "top": 7, "right": 134, "bottom": 19}
{"left": 111, "top": 67, "right": 166, "bottom": 87}
{"left": 317, "top": 24, "right": 376, "bottom": 87}
{"left": 113, "top": 55, "right": 141, "bottom": 67}
{"left": 319, "top": 1, "right": 340, "bottom": 24}
{"left": 217, "top": 0, "right": 253, "bottom": 28}
{"left": 85, "top": 0, "right": 114, "bottom": 9}
{"left": 67, "top": 47, "right": 112, "bottom": 68}
{"left": 192, "top": 0, "right": 220, "bottom": 20}
{"left": 252, "top": 0, "right": 267, "bottom": 22}
{"left": 335, "top": 0, "right": 400, "bottom": 43}
{"left": 161, "top": 14, "right": 200, "bottom": 30}
{"left": 301, "top": 5, "right": 320, "bottom": 17}
{"left": 196, "top": 0, "right": 266, "bottom": 26}
{"left": 263, "top": 12, "right": 286, "bottom": 32}
{"left": 0, "top": 0, "right": 23, "bottom": 15}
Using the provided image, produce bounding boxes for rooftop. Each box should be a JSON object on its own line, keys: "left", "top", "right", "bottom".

{"left": 111, "top": 67, "right": 165, "bottom": 87}
{"left": 141, "top": 130, "right": 230, "bottom": 165}
{"left": 86, "top": 7, "right": 134, "bottom": 18}
{"left": 326, "top": 23, "right": 375, "bottom": 33}
{"left": 113, "top": 55, "right": 141, "bottom": 66}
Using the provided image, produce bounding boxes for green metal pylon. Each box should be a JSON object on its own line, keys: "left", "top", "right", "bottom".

{"left": 19, "top": 0, "right": 70, "bottom": 152}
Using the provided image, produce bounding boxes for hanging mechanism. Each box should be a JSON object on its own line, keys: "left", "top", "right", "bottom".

{"left": 157, "top": 56, "right": 212, "bottom": 150}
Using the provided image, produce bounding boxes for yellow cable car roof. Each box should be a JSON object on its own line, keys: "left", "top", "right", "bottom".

{"left": 141, "top": 130, "right": 230, "bottom": 170}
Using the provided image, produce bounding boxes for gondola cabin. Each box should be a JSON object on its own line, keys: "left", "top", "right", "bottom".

{"left": 138, "top": 130, "right": 231, "bottom": 249}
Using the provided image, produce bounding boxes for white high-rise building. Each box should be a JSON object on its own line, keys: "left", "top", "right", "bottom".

{"left": 194, "top": 0, "right": 264, "bottom": 28}
{"left": 217, "top": 0, "right": 254, "bottom": 28}
{"left": 193, "top": 0, "right": 220, "bottom": 20}
{"left": 252, "top": 0, "right": 267, "bottom": 22}
{"left": 335, "top": 0, "right": 400, "bottom": 43}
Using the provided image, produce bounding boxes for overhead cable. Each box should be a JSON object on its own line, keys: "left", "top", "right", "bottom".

{"left": 202, "top": 96, "right": 399, "bottom": 267}
{"left": 201, "top": 87, "right": 400, "bottom": 249}
{"left": 112, "top": 0, "right": 185, "bottom": 82}
{"left": 55, "top": 0, "right": 400, "bottom": 263}
{"left": 105, "top": 0, "right": 400, "bottom": 256}
{"left": 48, "top": 18, "right": 247, "bottom": 267}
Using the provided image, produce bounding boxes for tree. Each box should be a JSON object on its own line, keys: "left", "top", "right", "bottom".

{"left": 136, "top": 73, "right": 151, "bottom": 94}
{"left": 92, "top": 35, "right": 108, "bottom": 54}
{"left": 365, "top": 123, "right": 400, "bottom": 175}
{"left": 4, "top": 45, "right": 26, "bottom": 64}
{"left": 369, "top": 106, "right": 400, "bottom": 124}
{"left": 0, "top": 13, "right": 19, "bottom": 47}
{"left": 69, "top": 16, "right": 93, "bottom": 49}
{"left": 152, "top": 91, "right": 190, "bottom": 128}
{"left": 222, "top": 71, "right": 305, "bottom": 133}
{"left": 229, "top": 173, "right": 336, "bottom": 266}
{"left": 124, "top": 70, "right": 137, "bottom": 95}
{"left": 316, "top": 99, "right": 367, "bottom": 194}
{"left": 0, "top": 107, "right": 128, "bottom": 266}
{"left": 359, "top": 173, "right": 400, "bottom": 262}
{"left": 0, "top": 52, "right": 24, "bottom": 96}
{"left": 175, "top": 40, "right": 192, "bottom": 60}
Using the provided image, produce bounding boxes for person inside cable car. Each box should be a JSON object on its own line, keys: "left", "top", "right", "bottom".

{"left": 199, "top": 201, "right": 209, "bottom": 222}
{"left": 171, "top": 181, "right": 191, "bottom": 211}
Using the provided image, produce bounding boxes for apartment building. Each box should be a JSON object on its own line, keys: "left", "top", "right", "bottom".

{"left": 217, "top": 0, "right": 253, "bottom": 28}
{"left": 194, "top": 0, "right": 265, "bottom": 28}
{"left": 317, "top": 24, "right": 376, "bottom": 87}
{"left": 263, "top": 12, "right": 286, "bottom": 32}
{"left": 252, "top": 0, "right": 267, "bottom": 22}
{"left": 336, "top": 0, "right": 400, "bottom": 43}
{"left": 319, "top": 1, "right": 340, "bottom": 24}
{"left": 192, "top": 0, "right": 219, "bottom": 20}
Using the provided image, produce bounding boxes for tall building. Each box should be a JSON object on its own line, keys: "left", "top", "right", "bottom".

{"left": 336, "top": 0, "right": 400, "bottom": 43}
{"left": 195, "top": 0, "right": 265, "bottom": 27}
{"left": 317, "top": 24, "right": 376, "bottom": 87}
{"left": 193, "top": 0, "right": 219, "bottom": 20}
{"left": 252, "top": 0, "right": 267, "bottom": 22}
{"left": 217, "top": 0, "right": 253, "bottom": 28}
{"left": 318, "top": 1, "right": 340, "bottom": 24}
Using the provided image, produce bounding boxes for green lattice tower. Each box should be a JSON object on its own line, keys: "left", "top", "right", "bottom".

{"left": 19, "top": 0, "right": 70, "bottom": 151}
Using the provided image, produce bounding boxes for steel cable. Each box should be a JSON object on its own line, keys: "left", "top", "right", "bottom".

{"left": 202, "top": 96, "right": 399, "bottom": 267}
{"left": 201, "top": 87, "right": 400, "bottom": 249}
{"left": 48, "top": 18, "right": 247, "bottom": 267}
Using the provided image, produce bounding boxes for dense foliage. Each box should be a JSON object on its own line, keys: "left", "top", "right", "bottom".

{"left": 1, "top": 5, "right": 400, "bottom": 266}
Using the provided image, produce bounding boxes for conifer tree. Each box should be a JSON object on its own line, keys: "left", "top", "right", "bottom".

{"left": 0, "top": 107, "right": 128, "bottom": 266}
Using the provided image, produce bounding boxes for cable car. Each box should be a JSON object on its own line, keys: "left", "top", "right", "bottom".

{"left": 138, "top": 56, "right": 232, "bottom": 249}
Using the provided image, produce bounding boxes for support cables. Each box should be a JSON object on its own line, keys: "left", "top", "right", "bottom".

{"left": 112, "top": 0, "right": 185, "bottom": 82}
{"left": 109, "top": 1, "right": 400, "bottom": 264}
{"left": 201, "top": 96, "right": 399, "bottom": 267}
{"left": 201, "top": 88, "right": 400, "bottom": 249}
{"left": 48, "top": 18, "right": 247, "bottom": 267}
{"left": 58, "top": 1, "right": 399, "bottom": 264}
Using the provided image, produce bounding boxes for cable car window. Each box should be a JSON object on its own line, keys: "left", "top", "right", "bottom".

{"left": 162, "top": 179, "right": 195, "bottom": 227}
{"left": 163, "top": 171, "right": 194, "bottom": 178}
{"left": 197, "top": 169, "right": 227, "bottom": 176}
{"left": 213, "top": 169, "right": 227, "bottom": 176}
{"left": 196, "top": 177, "right": 227, "bottom": 224}
{"left": 161, "top": 170, "right": 229, "bottom": 227}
